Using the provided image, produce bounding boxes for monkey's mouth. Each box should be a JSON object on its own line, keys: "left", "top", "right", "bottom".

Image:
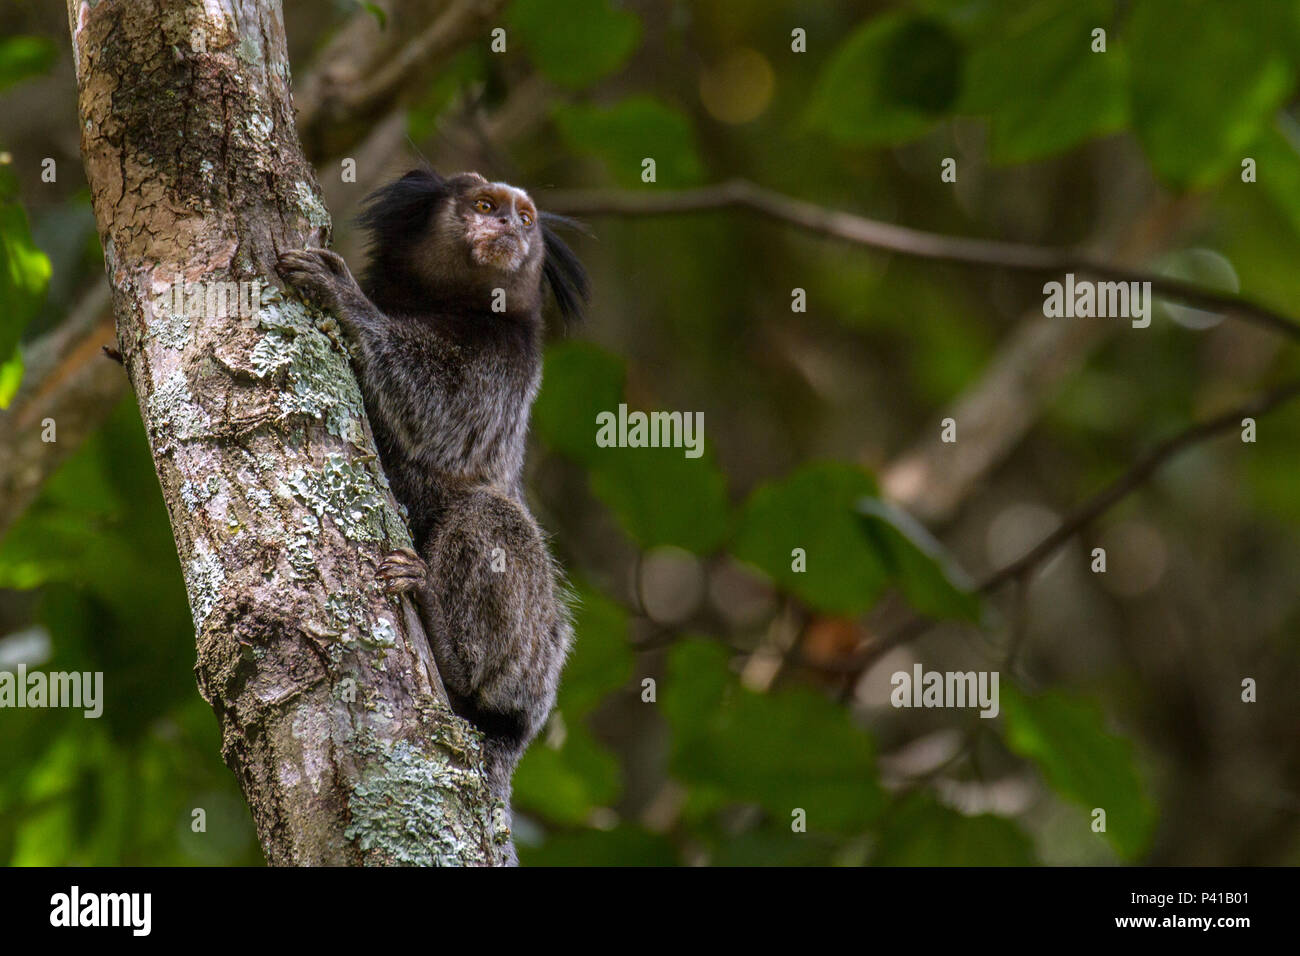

{"left": 472, "top": 232, "right": 525, "bottom": 269}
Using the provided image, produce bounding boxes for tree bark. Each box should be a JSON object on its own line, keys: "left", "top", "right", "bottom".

{"left": 65, "top": 0, "right": 507, "bottom": 865}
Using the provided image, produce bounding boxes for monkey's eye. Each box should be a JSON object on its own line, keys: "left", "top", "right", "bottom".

{"left": 473, "top": 198, "right": 495, "bottom": 213}
{"left": 520, "top": 211, "right": 533, "bottom": 227}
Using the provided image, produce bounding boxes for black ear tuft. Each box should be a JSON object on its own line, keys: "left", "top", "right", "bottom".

{"left": 540, "top": 212, "right": 590, "bottom": 325}
{"left": 357, "top": 168, "right": 450, "bottom": 250}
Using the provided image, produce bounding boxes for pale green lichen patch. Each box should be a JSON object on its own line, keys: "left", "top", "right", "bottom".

{"left": 285, "top": 512, "right": 321, "bottom": 580}
{"left": 245, "top": 485, "right": 273, "bottom": 515}
{"left": 236, "top": 30, "right": 263, "bottom": 66}
{"left": 147, "top": 369, "right": 211, "bottom": 451}
{"left": 325, "top": 591, "right": 356, "bottom": 632}
{"left": 322, "top": 590, "right": 402, "bottom": 664}
{"left": 187, "top": 540, "right": 224, "bottom": 631}
{"left": 148, "top": 296, "right": 192, "bottom": 350}
{"left": 344, "top": 728, "right": 501, "bottom": 866}
{"left": 180, "top": 473, "right": 222, "bottom": 510}
{"left": 371, "top": 616, "right": 398, "bottom": 649}
{"left": 284, "top": 453, "right": 387, "bottom": 544}
{"left": 293, "top": 181, "right": 331, "bottom": 231}
{"left": 250, "top": 302, "right": 367, "bottom": 445}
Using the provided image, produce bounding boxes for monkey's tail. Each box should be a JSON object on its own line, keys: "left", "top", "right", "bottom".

{"left": 485, "top": 738, "right": 523, "bottom": 867}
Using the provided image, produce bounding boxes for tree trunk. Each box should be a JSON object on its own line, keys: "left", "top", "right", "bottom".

{"left": 65, "top": 0, "right": 507, "bottom": 865}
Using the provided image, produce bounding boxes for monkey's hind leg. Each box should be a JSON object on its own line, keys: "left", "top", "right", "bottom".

{"left": 378, "top": 545, "right": 473, "bottom": 696}
{"left": 376, "top": 543, "right": 521, "bottom": 866}
{"left": 428, "top": 489, "right": 572, "bottom": 802}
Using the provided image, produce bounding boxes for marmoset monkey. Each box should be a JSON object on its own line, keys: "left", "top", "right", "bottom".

{"left": 276, "top": 169, "right": 588, "bottom": 864}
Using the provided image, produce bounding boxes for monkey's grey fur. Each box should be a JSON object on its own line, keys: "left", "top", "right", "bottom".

{"left": 276, "top": 169, "right": 588, "bottom": 865}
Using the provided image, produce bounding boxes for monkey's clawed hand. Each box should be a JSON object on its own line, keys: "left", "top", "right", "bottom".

{"left": 377, "top": 547, "right": 431, "bottom": 598}
{"left": 276, "top": 248, "right": 360, "bottom": 314}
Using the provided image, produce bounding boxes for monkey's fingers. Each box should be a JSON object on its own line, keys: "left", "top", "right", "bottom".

{"left": 377, "top": 548, "right": 430, "bottom": 595}
{"left": 276, "top": 248, "right": 347, "bottom": 275}
{"left": 275, "top": 249, "right": 350, "bottom": 304}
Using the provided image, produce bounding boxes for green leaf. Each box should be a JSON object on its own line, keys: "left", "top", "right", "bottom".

{"left": 0, "top": 348, "right": 21, "bottom": 408}
{"left": 806, "top": 13, "right": 963, "bottom": 147}
{"left": 1248, "top": 115, "right": 1300, "bottom": 240}
{"left": 535, "top": 341, "right": 626, "bottom": 464}
{"left": 665, "top": 640, "right": 884, "bottom": 833}
{"left": 557, "top": 587, "right": 634, "bottom": 720}
{"left": 1128, "top": 0, "right": 1298, "bottom": 189}
{"left": 0, "top": 37, "right": 57, "bottom": 92}
{"left": 536, "top": 342, "right": 730, "bottom": 553}
{"left": 0, "top": 165, "right": 52, "bottom": 362}
{"left": 856, "top": 497, "right": 981, "bottom": 623}
{"left": 959, "top": 0, "right": 1126, "bottom": 163}
{"left": 554, "top": 97, "right": 704, "bottom": 186}
{"left": 588, "top": 448, "right": 730, "bottom": 553}
{"left": 1000, "top": 684, "right": 1156, "bottom": 859}
{"left": 733, "top": 462, "right": 888, "bottom": 615}
{"left": 507, "top": 0, "right": 640, "bottom": 89}
{"left": 872, "top": 794, "right": 1036, "bottom": 865}
{"left": 512, "top": 723, "right": 621, "bottom": 825}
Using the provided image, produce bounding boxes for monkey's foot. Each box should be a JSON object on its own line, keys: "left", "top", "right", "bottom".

{"left": 275, "top": 248, "right": 356, "bottom": 311}
{"left": 378, "top": 548, "right": 430, "bottom": 596}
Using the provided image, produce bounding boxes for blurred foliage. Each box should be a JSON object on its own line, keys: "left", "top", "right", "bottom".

{"left": 807, "top": 12, "right": 963, "bottom": 146}
{"left": 3, "top": 0, "right": 1300, "bottom": 867}
{"left": 0, "top": 163, "right": 50, "bottom": 406}
{"left": 555, "top": 97, "right": 706, "bottom": 186}
{"left": 664, "top": 639, "right": 884, "bottom": 834}
{"left": 508, "top": 0, "right": 640, "bottom": 90}
{"left": 0, "top": 403, "right": 260, "bottom": 864}
{"left": 958, "top": 1, "right": 1126, "bottom": 163}
{"left": 1000, "top": 684, "right": 1156, "bottom": 859}
{"left": 0, "top": 35, "right": 56, "bottom": 92}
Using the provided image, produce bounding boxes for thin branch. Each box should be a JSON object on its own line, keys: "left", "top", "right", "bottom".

{"left": 295, "top": 0, "right": 508, "bottom": 159}
{"left": 0, "top": 281, "right": 121, "bottom": 538}
{"left": 545, "top": 180, "right": 1300, "bottom": 342}
{"left": 835, "top": 378, "right": 1300, "bottom": 683}
{"left": 977, "top": 378, "right": 1300, "bottom": 593}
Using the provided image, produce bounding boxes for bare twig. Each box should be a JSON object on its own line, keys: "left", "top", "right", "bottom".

{"left": 0, "top": 280, "right": 120, "bottom": 538}
{"left": 545, "top": 180, "right": 1300, "bottom": 342}
{"left": 837, "top": 378, "right": 1300, "bottom": 684}
{"left": 977, "top": 378, "right": 1300, "bottom": 593}
{"left": 877, "top": 192, "right": 1201, "bottom": 527}
{"left": 295, "top": 0, "right": 509, "bottom": 159}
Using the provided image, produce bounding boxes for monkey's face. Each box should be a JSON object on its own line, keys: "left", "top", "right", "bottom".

{"left": 393, "top": 171, "right": 557, "bottom": 314}
{"left": 360, "top": 168, "right": 587, "bottom": 320}
{"left": 456, "top": 177, "right": 540, "bottom": 274}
